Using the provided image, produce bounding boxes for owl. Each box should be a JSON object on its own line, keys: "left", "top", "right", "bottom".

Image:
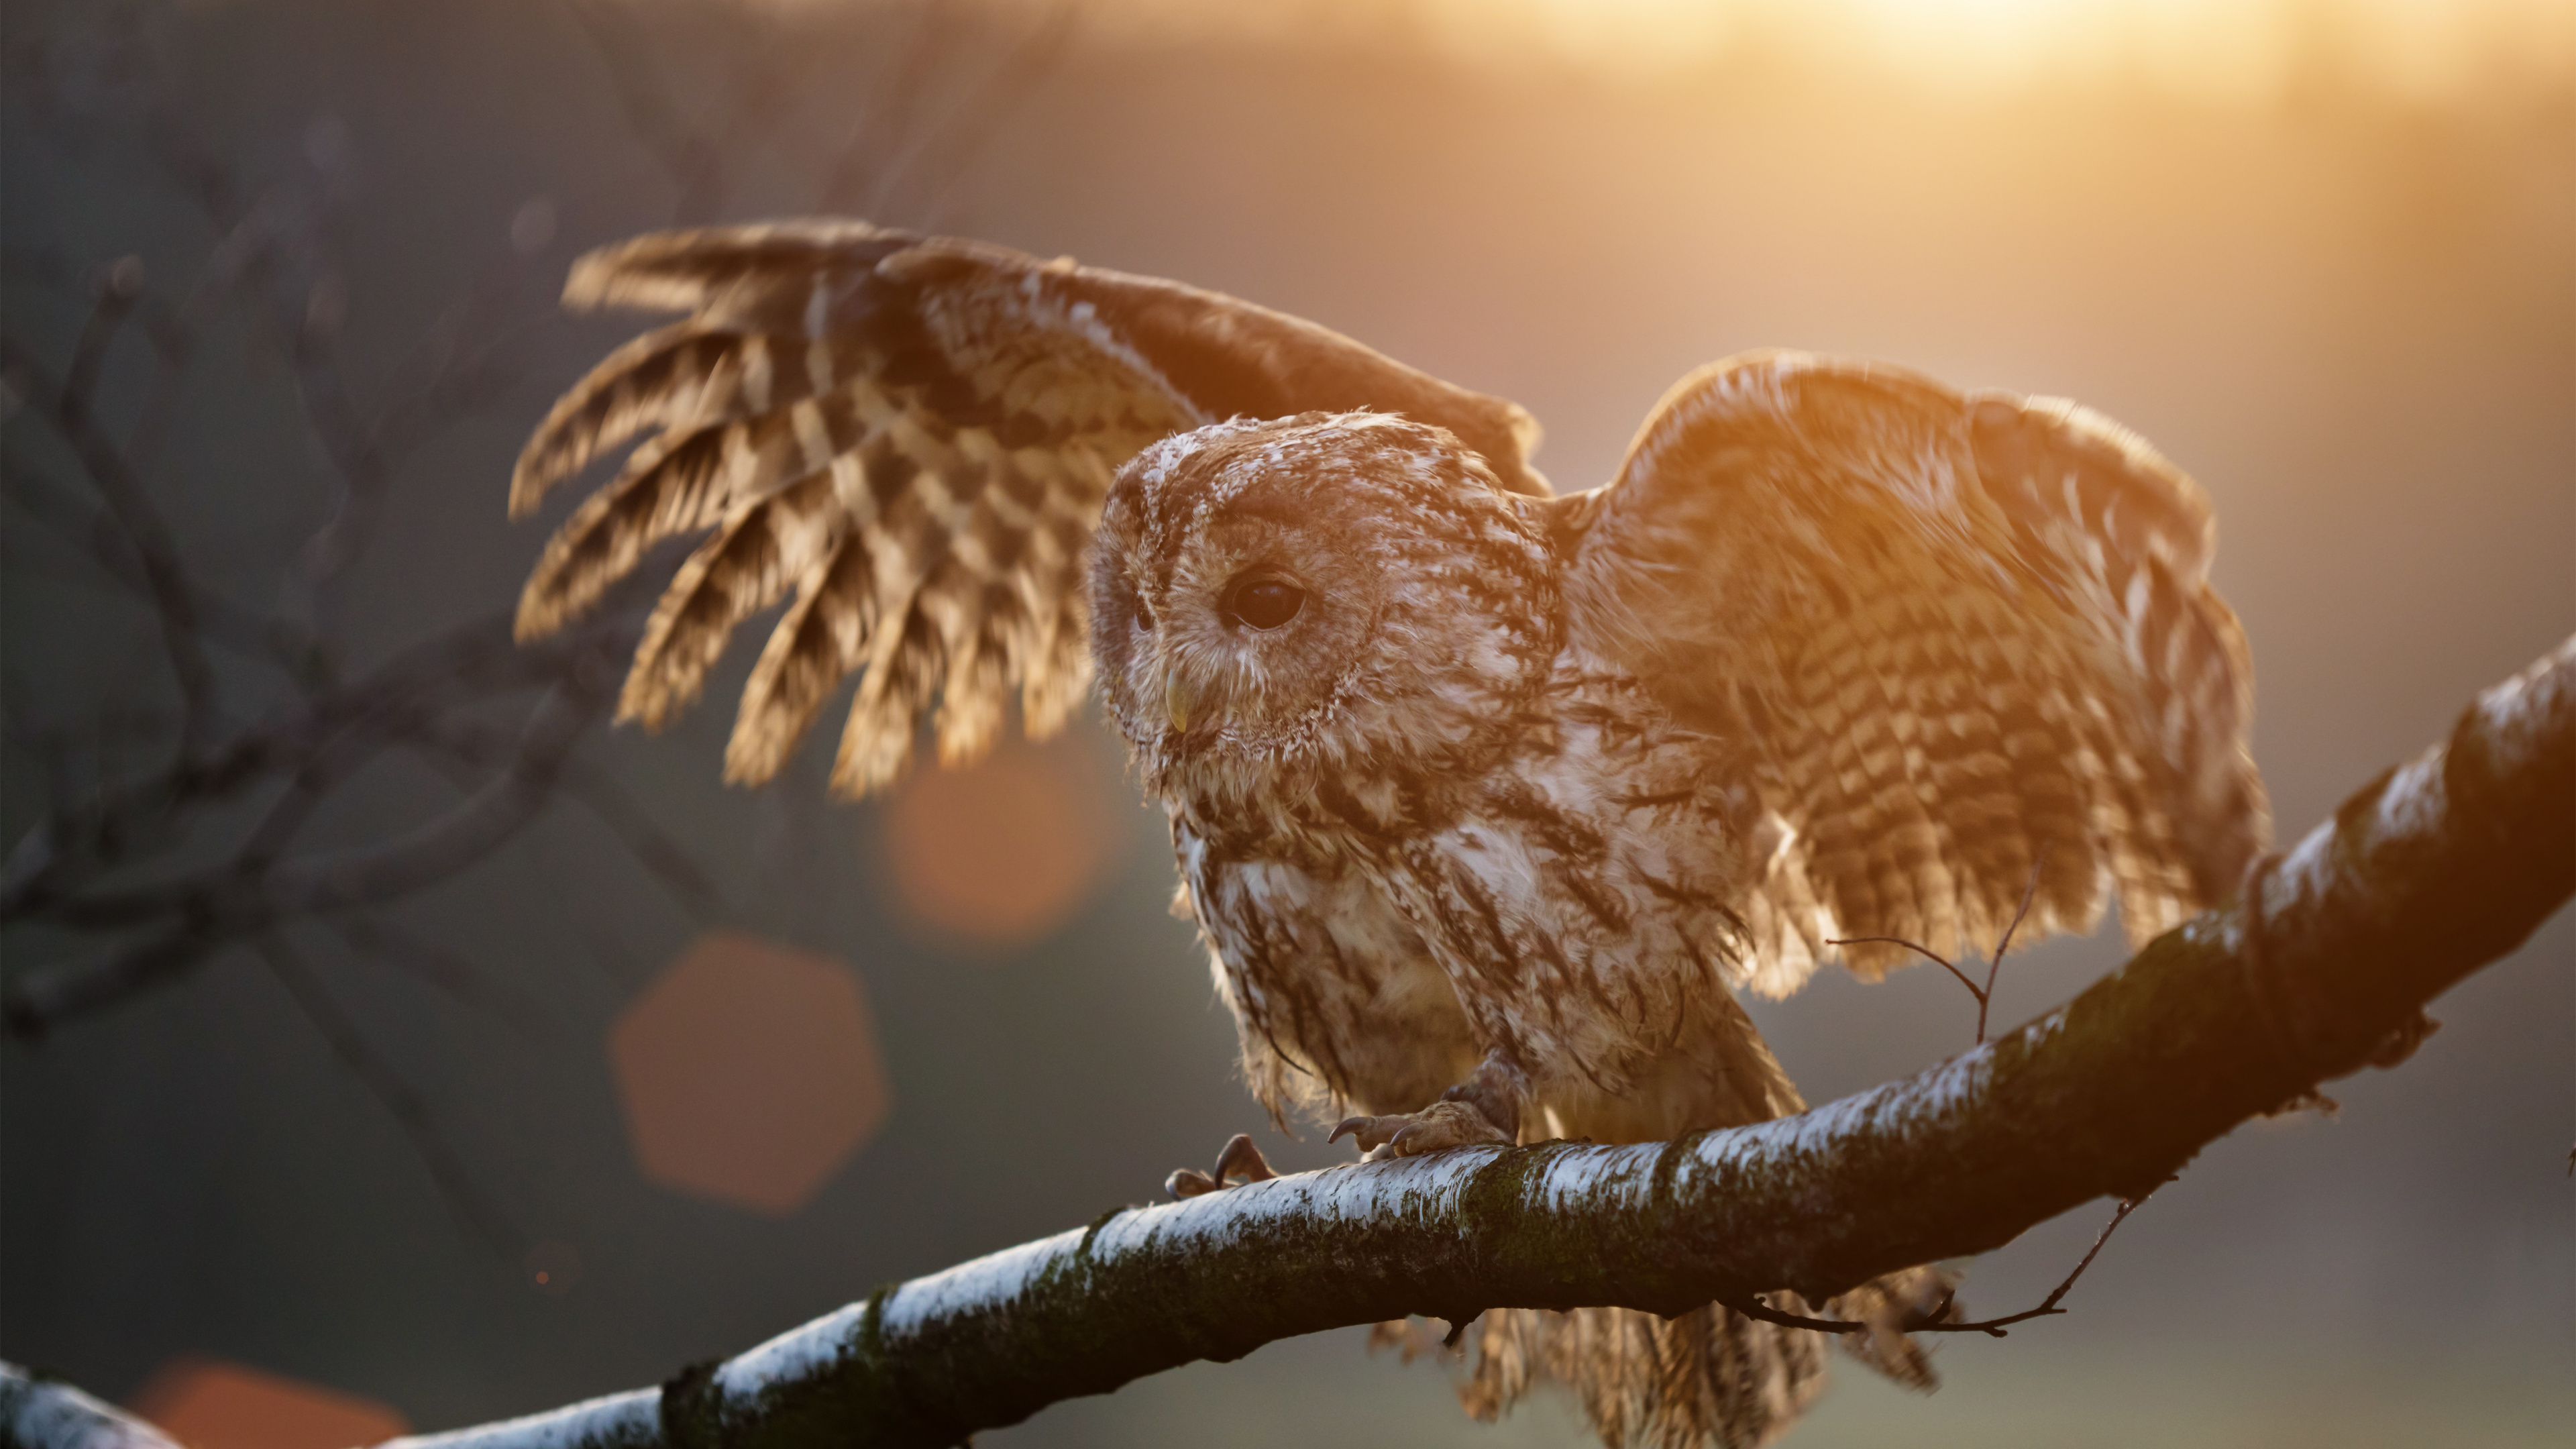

{"left": 511, "top": 222, "right": 2268, "bottom": 1448}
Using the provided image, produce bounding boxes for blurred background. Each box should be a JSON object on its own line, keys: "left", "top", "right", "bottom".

{"left": 1, "top": 1, "right": 2568, "bottom": 1446}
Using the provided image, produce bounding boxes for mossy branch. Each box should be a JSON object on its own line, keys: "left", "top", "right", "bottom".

{"left": 13, "top": 637, "right": 2571, "bottom": 1449}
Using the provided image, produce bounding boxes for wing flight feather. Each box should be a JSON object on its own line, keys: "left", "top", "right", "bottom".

{"left": 1558, "top": 351, "right": 2267, "bottom": 991}
{"left": 512, "top": 220, "right": 1546, "bottom": 794}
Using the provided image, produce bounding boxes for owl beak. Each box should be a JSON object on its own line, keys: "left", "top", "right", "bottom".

{"left": 1163, "top": 668, "right": 1199, "bottom": 735}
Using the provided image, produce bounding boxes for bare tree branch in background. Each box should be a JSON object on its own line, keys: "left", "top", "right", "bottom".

{"left": 561, "top": 0, "right": 1083, "bottom": 229}
{"left": 835, "top": 0, "right": 1084, "bottom": 227}
{"left": 565, "top": 0, "right": 813, "bottom": 225}
{"left": 6, "top": 303, "right": 220, "bottom": 757}
{"left": 1, "top": 0, "right": 1077, "bottom": 1263}
{"left": 258, "top": 932, "right": 525, "bottom": 1256}
{"left": 0, "top": 3, "right": 681, "bottom": 1262}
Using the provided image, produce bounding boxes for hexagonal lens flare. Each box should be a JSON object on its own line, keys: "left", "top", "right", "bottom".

{"left": 881, "top": 733, "right": 1125, "bottom": 952}
{"left": 608, "top": 932, "right": 892, "bottom": 1217}
{"left": 129, "top": 1357, "right": 406, "bottom": 1449}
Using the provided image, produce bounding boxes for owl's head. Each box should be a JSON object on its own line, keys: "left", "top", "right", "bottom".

{"left": 1089, "top": 413, "right": 1561, "bottom": 800}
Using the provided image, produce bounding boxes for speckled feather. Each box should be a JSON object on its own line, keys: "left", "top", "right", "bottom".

{"left": 512, "top": 226, "right": 2265, "bottom": 1449}
{"left": 1564, "top": 354, "right": 2266, "bottom": 988}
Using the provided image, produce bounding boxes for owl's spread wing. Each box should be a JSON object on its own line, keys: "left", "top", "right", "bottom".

{"left": 513, "top": 221, "right": 1547, "bottom": 794}
{"left": 1556, "top": 351, "right": 2267, "bottom": 993}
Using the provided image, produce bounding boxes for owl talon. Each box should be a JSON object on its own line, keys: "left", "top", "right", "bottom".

{"left": 1328, "top": 1114, "right": 1402, "bottom": 1152}
{"left": 1330, "top": 1099, "right": 1512, "bottom": 1159}
{"left": 1164, "top": 1132, "right": 1279, "bottom": 1199}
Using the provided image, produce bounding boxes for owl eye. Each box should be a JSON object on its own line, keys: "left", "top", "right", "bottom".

{"left": 1221, "top": 575, "right": 1305, "bottom": 631}
{"left": 1102, "top": 572, "right": 1149, "bottom": 636}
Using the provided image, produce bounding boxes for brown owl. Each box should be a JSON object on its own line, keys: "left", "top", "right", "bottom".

{"left": 511, "top": 222, "right": 2269, "bottom": 1448}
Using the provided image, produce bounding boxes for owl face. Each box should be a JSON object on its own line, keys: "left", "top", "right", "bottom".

{"left": 1089, "top": 413, "right": 1563, "bottom": 800}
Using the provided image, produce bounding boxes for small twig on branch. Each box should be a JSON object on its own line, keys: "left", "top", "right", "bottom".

{"left": 1727, "top": 1193, "right": 2145, "bottom": 1338}
{"left": 1, "top": 333, "right": 220, "bottom": 758}
{"left": 549, "top": 758, "right": 727, "bottom": 922}
{"left": 1995, "top": 1195, "right": 2144, "bottom": 1327}
{"left": 259, "top": 933, "right": 521, "bottom": 1257}
{"left": 60, "top": 256, "right": 144, "bottom": 427}
{"left": 1, "top": 665, "right": 619, "bottom": 1037}
{"left": 1833, "top": 845, "right": 2049, "bottom": 1045}
{"left": 1, "top": 451, "right": 333, "bottom": 688}
{"left": 268, "top": 679, "right": 604, "bottom": 914}
{"left": 117, "top": 254, "right": 210, "bottom": 486}
{"left": 566, "top": 0, "right": 715, "bottom": 218}
{"left": 814, "top": 0, "right": 949, "bottom": 213}
{"left": 0, "top": 607, "right": 638, "bottom": 930}
{"left": 885, "top": 0, "right": 1083, "bottom": 229}
{"left": 284, "top": 272, "right": 535, "bottom": 602}
{"left": 566, "top": 0, "right": 814, "bottom": 224}
{"left": 329, "top": 915, "right": 566, "bottom": 1045}
{"left": 394, "top": 714, "right": 725, "bottom": 922}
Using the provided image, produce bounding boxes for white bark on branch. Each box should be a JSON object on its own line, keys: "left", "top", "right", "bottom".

{"left": 0, "top": 1365, "right": 184, "bottom": 1449}
{"left": 353, "top": 635, "right": 2573, "bottom": 1448}
{"left": 11, "top": 637, "right": 2569, "bottom": 1449}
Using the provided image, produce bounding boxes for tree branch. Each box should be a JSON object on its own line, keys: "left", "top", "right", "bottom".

{"left": 259, "top": 933, "right": 522, "bottom": 1256}
{"left": 0, "top": 608, "right": 634, "bottom": 929}
{"left": 1, "top": 451, "right": 333, "bottom": 688}
{"left": 327, "top": 914, "right": 566, "bottom": 1044}
{"left": 308, "top": 637, "right": 2573, "bottom": 1449}
{"left": 1, "top": 665, "right": 618, "bottom": 1037}
{"left": 1, "top": 333, "right": 221, "bottom": 756}
{"left": 0, "top": 1364, "right": 183, "bottom": 1449}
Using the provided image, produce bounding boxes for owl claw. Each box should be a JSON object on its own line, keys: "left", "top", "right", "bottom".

{"left": 1328, "top": 1114, "right": 1404, "bottom": 1152}
{"left": 1330, "top": 1100, "right": 1513, "bottom": 1159}
{"left": 1164, "top": 1132, "right": 1279, "bottom": 1199}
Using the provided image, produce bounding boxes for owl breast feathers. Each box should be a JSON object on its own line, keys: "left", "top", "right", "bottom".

{"left": 510, "top": 220, "right": 2269, "bottom": 1446}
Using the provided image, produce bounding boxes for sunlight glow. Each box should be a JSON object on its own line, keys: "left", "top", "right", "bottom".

{"left": 1087, "top": 0, "right": 2574, "bottom": 99}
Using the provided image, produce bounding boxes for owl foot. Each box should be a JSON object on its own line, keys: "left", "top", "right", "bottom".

{"left": 1329, "top": 1100, "right": 1513, "bottom": 1159}
{"left": 1164, "top": 1132, "right": 1279, "bottom": 1199}
{"left": 1331, "top": 1054, "right": 1527, "bottom": 1159}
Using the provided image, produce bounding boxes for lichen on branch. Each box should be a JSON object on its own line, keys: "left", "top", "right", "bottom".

{"left": 10, "top": 641, "right": 2565, "bottom": 1449}
{"left": 286, "top": 635, "right": 2573, "bottom": 1449}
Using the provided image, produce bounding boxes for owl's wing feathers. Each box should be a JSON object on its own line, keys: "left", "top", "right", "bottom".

{"left": 1558, "top": 352, "right": 2267, "bottom": 992}
{"left": 513, "top": 221, "right": 1546, "bottom": 794}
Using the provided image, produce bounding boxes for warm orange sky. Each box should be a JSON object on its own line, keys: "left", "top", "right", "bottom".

{"left": 1052, "top": 0, "right": 2576, "bottom": 99}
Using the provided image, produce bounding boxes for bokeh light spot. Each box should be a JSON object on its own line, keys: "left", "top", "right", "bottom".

{"left": 608, "top": 931, "right": 892, "bottom": 1217}
{"left": 524, "top": 1238, "right": 582, "bottom": 1298}
{"left": 128, "top": 1356, "right": 406, "bottom": 1449}
{"left": 881, "top": 732, "right": 1124, "bottom": 952}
